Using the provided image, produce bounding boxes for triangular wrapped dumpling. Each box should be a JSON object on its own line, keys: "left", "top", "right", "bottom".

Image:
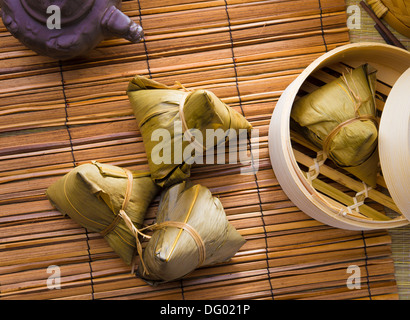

{"left": 291, "top": 64, "right": 379, "bottom": 187}
{"left": 136, "top": 181, "right": 245, "bottom": 284}
{"left": 46, "top": 161, "right": 160, "bottom": 265}
{"left": 127, "top": 75, "right": 252, "bottom": 188}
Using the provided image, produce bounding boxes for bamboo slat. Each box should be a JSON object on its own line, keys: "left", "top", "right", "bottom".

{"left": 0, "top": 0, "right": 399, "bottom": 300}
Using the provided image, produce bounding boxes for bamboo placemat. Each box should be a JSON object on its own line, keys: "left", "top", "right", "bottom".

{"left": 0, "top": 0, "right": 400, "bottom": 300}
{"left": 346, "top": 0, "right": 410, "bottom": 300}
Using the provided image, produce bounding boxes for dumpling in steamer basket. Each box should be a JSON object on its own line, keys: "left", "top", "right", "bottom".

{"left": 291, "top": 64, "right": 379, "bottom": 187}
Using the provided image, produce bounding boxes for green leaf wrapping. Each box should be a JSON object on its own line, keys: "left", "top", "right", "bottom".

{"left": 46, "top": 162, "right": 160, "bottom": 265}
{"left": 137, "top": 181, "right": 246, "bottom": 284}
{"left": 127, "top": 75, "right": 252, "bottom": 188}
{"left": 291, "top": 64, "right": 379, "bottom": 187}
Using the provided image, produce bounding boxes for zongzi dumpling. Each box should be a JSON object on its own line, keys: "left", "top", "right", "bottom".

{"left": 136, "top": 181, "right": 245, "bottom": 284}
{"left": 127, "top": 75, "right": 252, "bottom": 188}
{"left": 291, "top": 64, "right": 379, "bottom": 187}
{"left": 46, "top": 161, "right": 160, "bottom": 265}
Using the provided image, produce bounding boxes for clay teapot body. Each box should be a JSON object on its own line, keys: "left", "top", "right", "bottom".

{"left": 0, "top": 0, "right": 143, "bottom": 60}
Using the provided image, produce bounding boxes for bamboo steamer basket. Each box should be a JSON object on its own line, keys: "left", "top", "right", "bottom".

{"left": 268, "top": 42, "right": 410, "bottom": 230}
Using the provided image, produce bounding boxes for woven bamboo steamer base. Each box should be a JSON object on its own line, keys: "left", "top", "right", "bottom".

{"left": 268, "top": 42, "right": 410, "bottom": 231}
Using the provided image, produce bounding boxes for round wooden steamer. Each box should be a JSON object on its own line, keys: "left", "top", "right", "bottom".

{"left": 268, "top": 42, "right": 410, "bottom": 230}
{"left": 379, "top": 68, "right": 410, "bottom": 220}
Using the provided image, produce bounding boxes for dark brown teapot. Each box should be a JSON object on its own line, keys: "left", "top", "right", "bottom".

{"left": 0, "top": 0, "right": 143, "bottom": 60}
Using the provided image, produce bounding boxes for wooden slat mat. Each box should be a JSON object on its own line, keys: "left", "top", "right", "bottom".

{"left": 0, "top": 0, "right": 399, "bottom": 300}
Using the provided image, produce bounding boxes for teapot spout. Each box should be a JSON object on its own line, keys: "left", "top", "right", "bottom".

{"left": 101, "top": 6, "right": 143, "bottom": 43}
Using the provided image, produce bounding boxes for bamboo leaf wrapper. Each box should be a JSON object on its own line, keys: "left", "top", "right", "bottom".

{"left": 46, "top": 162, "right": 160, "bottom": 265}
{"left": 137, "top": 181, "right": 246, "bottom": 284}
{"left": 127, "top": 75, "right": 252, "bottom": 188}
{"left": 291, "top": 64, "right": 379, "bottom": 187}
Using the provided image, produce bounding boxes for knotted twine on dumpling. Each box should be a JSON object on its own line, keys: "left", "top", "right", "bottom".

{"left": 46, "top": 161, "right": 160, "bottom": 266}
{"left": 291, "top": 64, "right": 379, "bottom": 187}
{"left": 135, "top": 181, "right": 246, "bottom": 284}
{"left": 127, "top": 75, "right": 252, "bottom": 188}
